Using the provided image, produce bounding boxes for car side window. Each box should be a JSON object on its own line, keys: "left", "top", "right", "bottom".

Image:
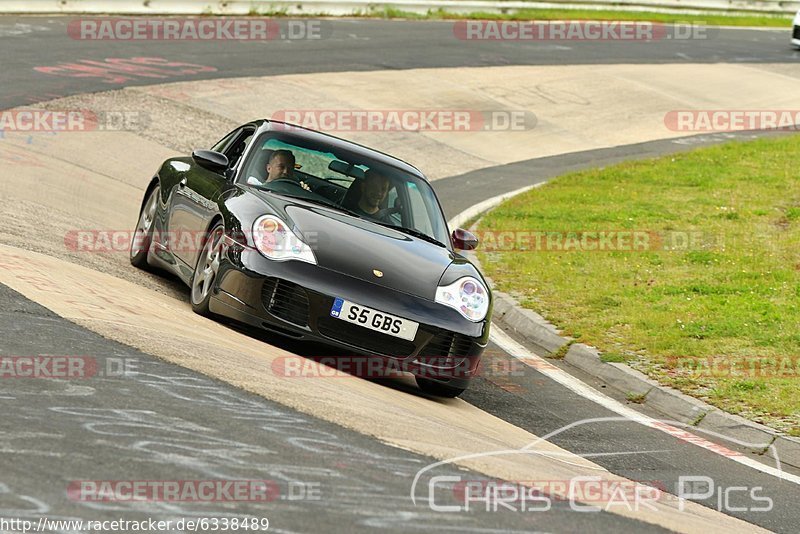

{"left": 211, "top": 129, "right": 240, "bottom": 153}
{"left": 225, "top": 128, "right": 255, "bottom": 170}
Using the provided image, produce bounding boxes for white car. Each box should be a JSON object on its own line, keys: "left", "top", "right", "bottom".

{"left": 794, "top": 10, "right": 800, "bottom": 48}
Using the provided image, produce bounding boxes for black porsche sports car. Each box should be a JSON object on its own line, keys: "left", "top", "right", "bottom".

{"left": 130, "top": 119, "right": 491, "bottom": 397}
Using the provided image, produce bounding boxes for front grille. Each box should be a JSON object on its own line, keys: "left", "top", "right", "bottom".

{"left": 423, "top": 331, "right": 456, "bottom": 358}
{"left": 317, "top": 317, "right": 417, "bottom": 357}
{"left": 418, "top": 330, "right": 474, "bottom": 367}
{"left": 261, "top": 278, "right": 310, "bottom": 327}
{"left": 794, "top": 26, "right": 800, "bottom": 40}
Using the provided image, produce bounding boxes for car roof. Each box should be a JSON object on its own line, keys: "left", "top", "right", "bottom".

{"left": 252, "top": 119, "right": 428, "bottom": 181}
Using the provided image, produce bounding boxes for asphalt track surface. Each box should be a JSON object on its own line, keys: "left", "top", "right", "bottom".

{"left": 2, "top": 15, "right": 800, "bottom": 533}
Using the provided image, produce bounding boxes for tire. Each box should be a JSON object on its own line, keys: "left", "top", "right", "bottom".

{"left": 415, "top": 377, "right": 466, "bottom": 398}
{"left": 130, "top": 186, "right": 159, "bottom": 269}
{"left": 190, "top": 222, "right": 225, "bottom": 316}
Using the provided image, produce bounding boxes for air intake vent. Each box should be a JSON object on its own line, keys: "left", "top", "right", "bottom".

{"left": 418, "top": 330, "right": 473, "bottom": 367}
{"left": 261, "top": 278, "right": 310, "bottom": 327}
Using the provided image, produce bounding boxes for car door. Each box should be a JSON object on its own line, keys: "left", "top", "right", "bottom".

{"left": 169, "top": 126, "right": 255, "bottom": 271}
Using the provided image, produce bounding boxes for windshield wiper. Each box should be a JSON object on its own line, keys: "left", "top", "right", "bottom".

{"left": 266, "top": 191, "right": 362, "bottom": 217}
{"left": 370, "top": 221, "right": 447, "bottom": 248}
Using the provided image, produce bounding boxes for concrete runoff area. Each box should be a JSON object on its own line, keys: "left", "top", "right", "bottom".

{"left": 126, "top": 63, "right": 800, "bottom": 179}
{"left": 3, "top": 62, "right": 800, "bottom": 291}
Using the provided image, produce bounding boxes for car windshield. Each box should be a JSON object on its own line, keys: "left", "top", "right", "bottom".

{"left": 239, "top": 132, "right": 450, "bottom": 247}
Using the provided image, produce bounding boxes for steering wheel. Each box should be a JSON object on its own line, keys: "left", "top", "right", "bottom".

{"left": 270, "top": 178, "right": 303, "bottom": 187}
{"left": 376, "top": 198, "right": 403, "bottom": 219}
{"left": 377, "top": 207, "right": 401, "bottom": 217}
{"left": 270, "top": 178, "right": 313, "bottom": 192}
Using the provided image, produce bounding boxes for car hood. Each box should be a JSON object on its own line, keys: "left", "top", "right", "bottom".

{"left": 285, "top": 203, "right": 455, "bottom": 299}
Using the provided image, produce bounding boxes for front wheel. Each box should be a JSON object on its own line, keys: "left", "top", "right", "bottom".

{"left": 415, "top": 377, "right": 466, "bottom": 398}
{"left": 130, "top": 186, "right": 159, "bottom": 269}
{"left": 190, "top": 222, "right": 225, "bottom": 316}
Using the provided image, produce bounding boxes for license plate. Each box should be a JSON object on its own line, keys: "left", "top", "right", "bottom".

{"left": 330, "top": 298, "right": 419, "bottom": 341}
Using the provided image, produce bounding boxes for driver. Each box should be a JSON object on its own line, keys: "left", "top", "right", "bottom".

{"left": 354, "top": 169, "right": 393, "bottom": 223}
{"left": 265, "top": 149, "right": 296, "bottom": 182}
{"left": 247, "top": 149, "right": 310, "bottom": 191}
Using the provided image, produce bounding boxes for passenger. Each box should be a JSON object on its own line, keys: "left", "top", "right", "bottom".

{"left": 354, "top": 169, "right": 392, "bottom": 223}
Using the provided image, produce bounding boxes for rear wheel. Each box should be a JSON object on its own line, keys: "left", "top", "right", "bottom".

{"left": 191, "top": 222, "right": 224, "bottom": 316}
{"left": 130, "top": 186, "right": 159, "bottom": 269}
{"left": 415, "top": 377, "right": 466, "bottom": 398}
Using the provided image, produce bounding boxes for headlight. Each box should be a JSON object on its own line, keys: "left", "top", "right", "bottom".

{"left": 252, "top": 215, "right": 316, "bottom": 265}
{"left": 435, "top": 276, "right": 489, "bottom": 322}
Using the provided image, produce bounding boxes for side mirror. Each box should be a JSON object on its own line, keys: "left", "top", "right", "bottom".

{"left": 192, "top": 150, "right": 229, "bottom": 174}
{"left": 452, "top": 228, "right": 478, "bottom": 251}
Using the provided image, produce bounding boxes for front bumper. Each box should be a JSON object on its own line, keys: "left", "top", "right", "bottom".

{"left": 209, "top": 246, "right": 489, "bottom": 388}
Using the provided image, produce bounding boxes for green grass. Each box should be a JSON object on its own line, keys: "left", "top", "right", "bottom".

{"left": 549, "top": 341, "right": 573, "bottom": 359}
{"left": 246, "top": 6, "right": 793, "bottom": 28}
{"left": 626, "top": 392, "right": 647, "bottom": 404}
{"left": 477, "top": 134, "right": 800, "bottom": 434}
